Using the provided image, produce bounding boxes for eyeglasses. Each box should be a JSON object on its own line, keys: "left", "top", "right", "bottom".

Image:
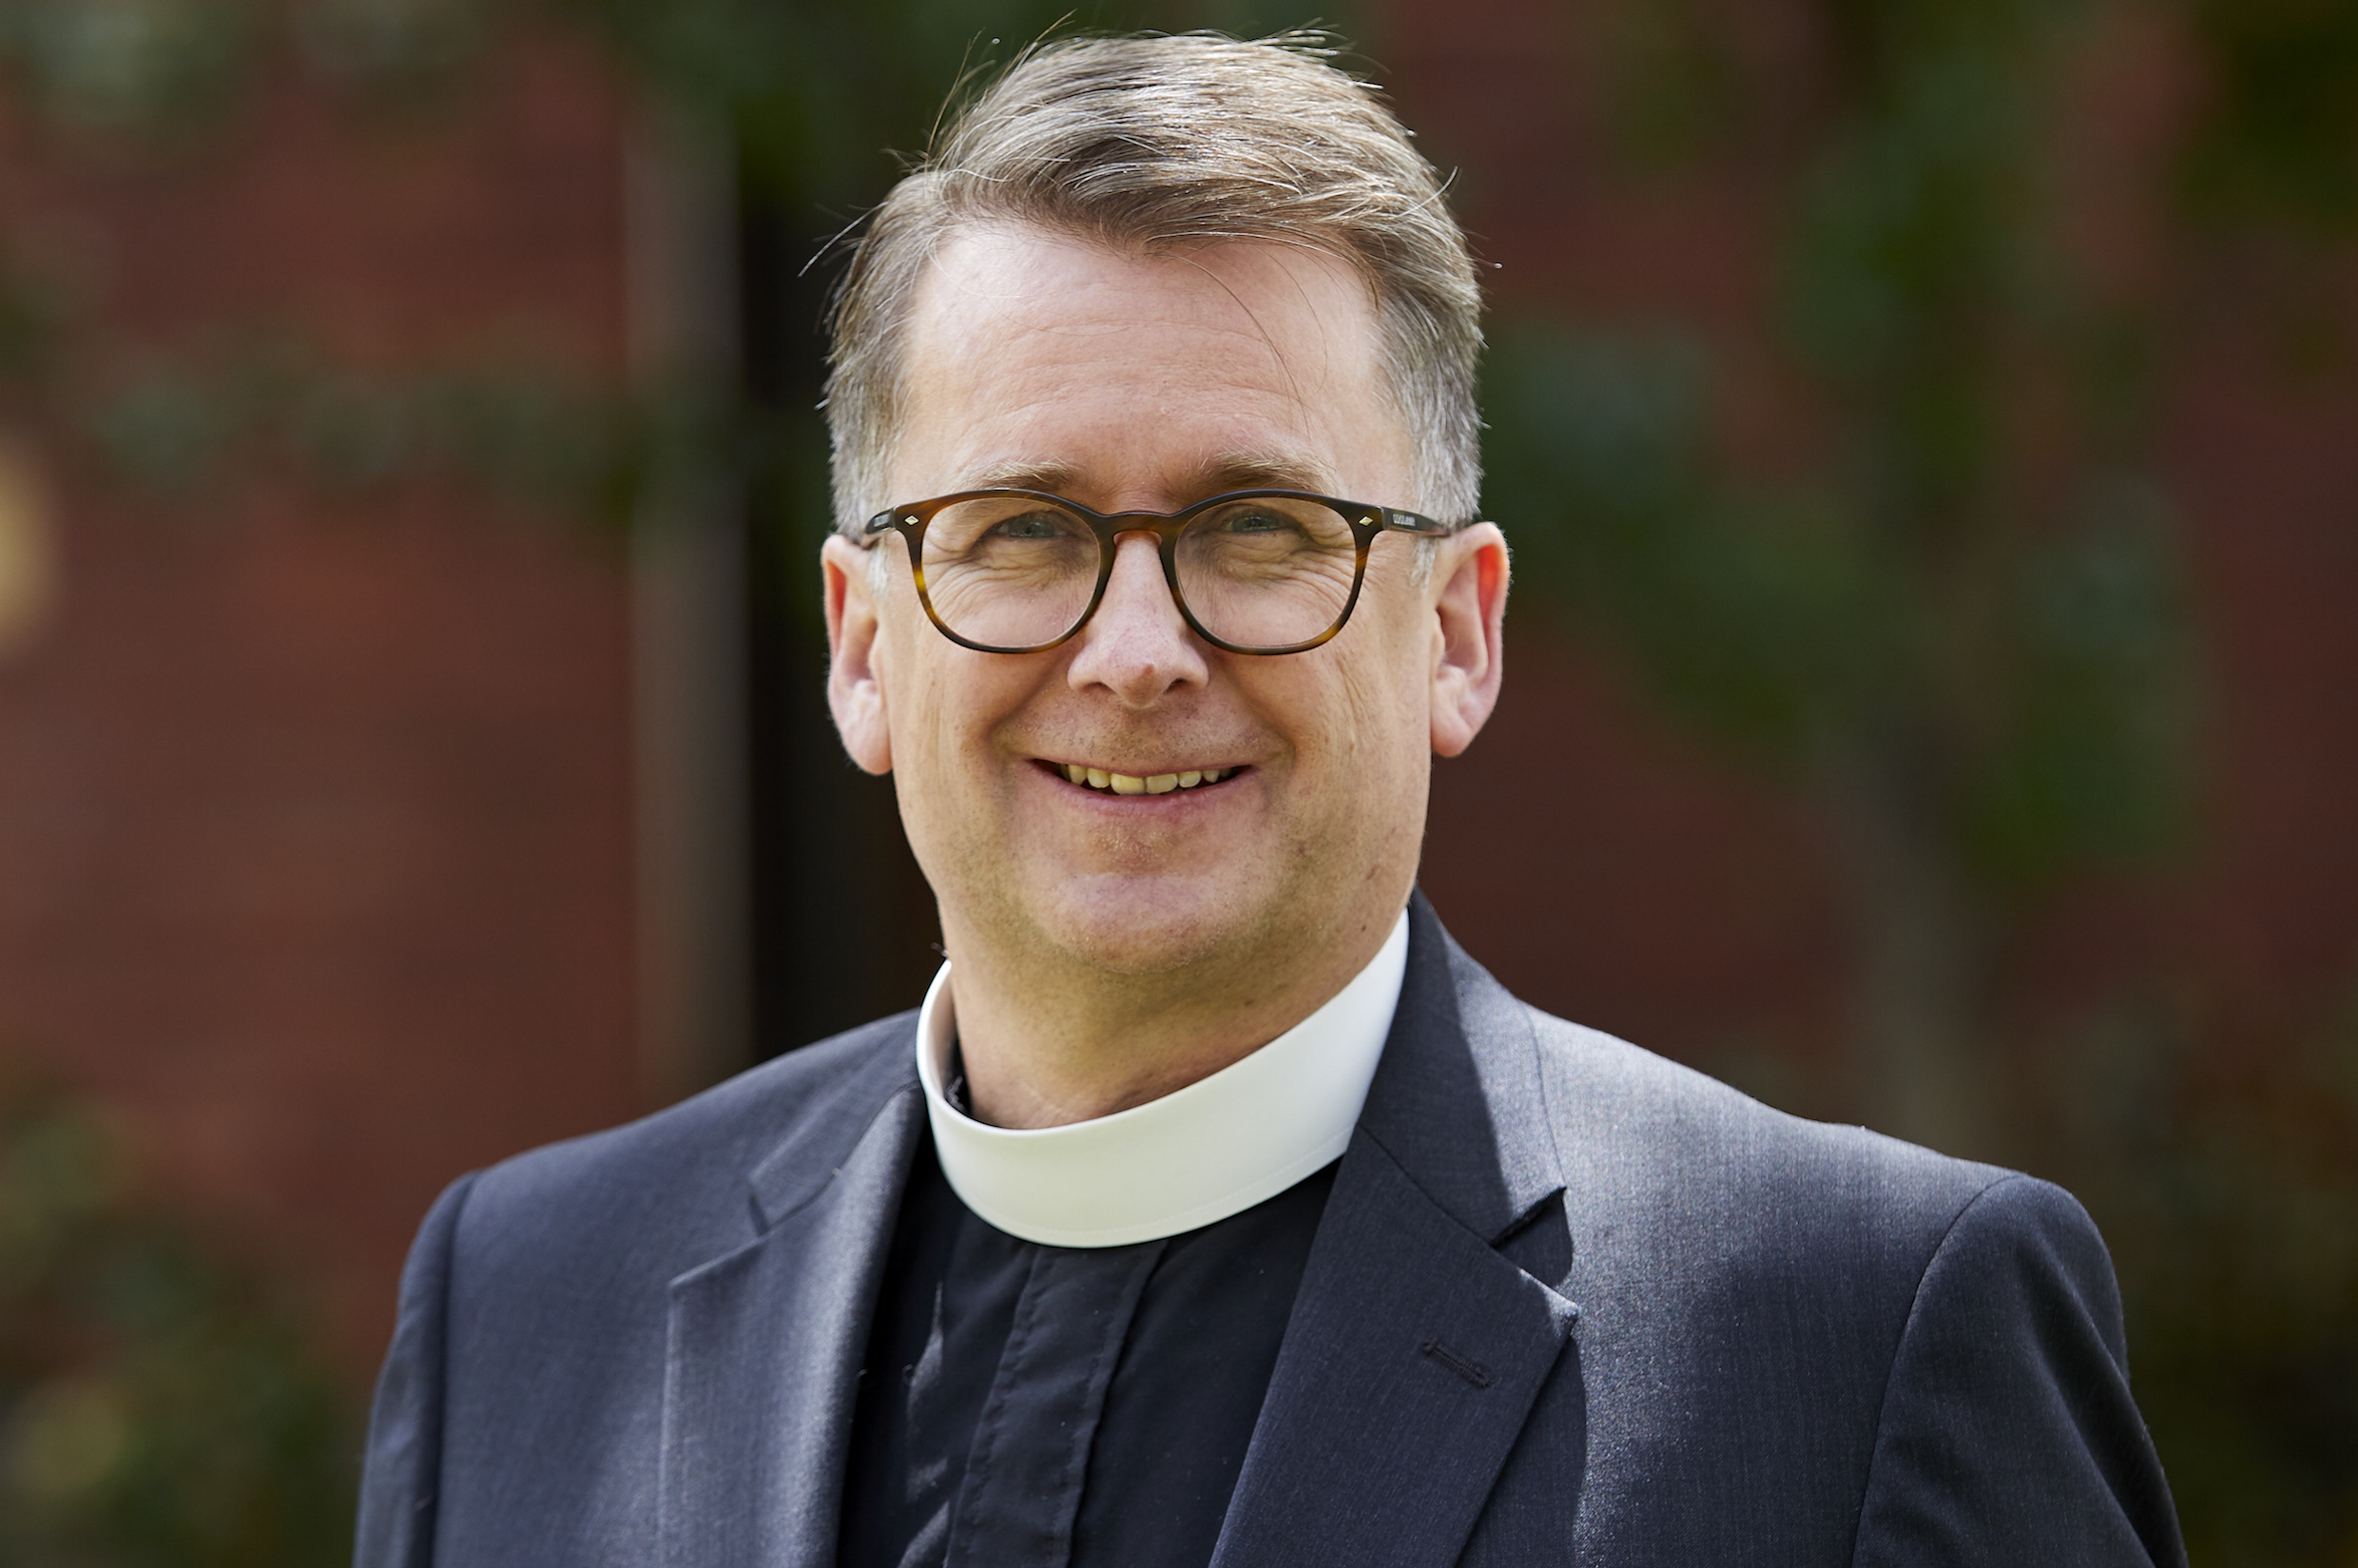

{"left": 862, "top": 489, "right": 1453, "bottom": 655}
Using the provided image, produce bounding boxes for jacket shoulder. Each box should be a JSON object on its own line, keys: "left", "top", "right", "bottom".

{"left": 1525, "top": 1004, "right": 2023, "bottom": 1268}
{"left": 451, "top": 1011, "right": 917, "bottom": 1282}
{"left": 1517, "top": 1006, "right": 2158, "bottom": 1558}
{"left": 358, "top": 1016, "right": 919, "bottom": 1568}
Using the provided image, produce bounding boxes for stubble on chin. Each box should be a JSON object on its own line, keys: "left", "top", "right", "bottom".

{"left": 1027, "top": 872, "right": 1262, "bottom": 978}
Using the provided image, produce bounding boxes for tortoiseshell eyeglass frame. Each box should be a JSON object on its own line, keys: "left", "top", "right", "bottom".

{"left": 861, "top": 488, "right": 1456, "bottom": 656}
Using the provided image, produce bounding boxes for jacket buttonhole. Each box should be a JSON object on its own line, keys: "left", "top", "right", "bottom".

{"left": 1421, "top": 1336, "right": 1496, "bottom": 1389}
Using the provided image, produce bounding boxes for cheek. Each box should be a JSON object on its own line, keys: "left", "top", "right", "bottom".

{"left": 880, "top": 632, "right": 1050, "bottom": 787}
{"left": 1273, "top": 657, "right": 1424, "bottom": 798}
{"left": 1325, "top": 648, "right": 1436, "bottom": 826}
{"left": 1339, "top": 606, "right": 1435, "bottom": 741}
{"left": 876, "top": 626, "right": 964, "bottom": 792}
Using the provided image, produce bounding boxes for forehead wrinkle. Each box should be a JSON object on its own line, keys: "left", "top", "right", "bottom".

{"left": 904, "top": 293, "right": 1306, "bottom": 470}
{"left": 1172, "top": 250, "right": 1312, "bottom": 420}
{"left": 1249, "top": 243, "right": 1378, "bottom": 409}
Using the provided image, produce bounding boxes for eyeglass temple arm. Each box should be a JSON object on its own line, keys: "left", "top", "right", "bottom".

{"left": 1373, "top": 508, "right": 1459, "bottom": 535}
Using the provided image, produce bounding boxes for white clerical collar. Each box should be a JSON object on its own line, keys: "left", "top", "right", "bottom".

{"left": 915, "top": 909, "right": 1410, "bottom": 1249}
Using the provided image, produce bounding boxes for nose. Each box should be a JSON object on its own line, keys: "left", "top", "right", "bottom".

{"left": 1064, "top": 531, "right": 1209, "bottom": 707}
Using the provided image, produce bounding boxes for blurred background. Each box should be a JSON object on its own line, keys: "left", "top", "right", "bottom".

{"left": 0, "top": 0, "right": 2351, "bottom": 1559}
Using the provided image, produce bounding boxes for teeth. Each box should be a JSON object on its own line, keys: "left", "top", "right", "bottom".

{"left": 1058, "top": 764, "right": 1229, "bottom": 792}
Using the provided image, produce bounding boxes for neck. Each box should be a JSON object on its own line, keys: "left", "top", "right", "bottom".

{"left": 941, "top": 903, "right": 1402, "bottom": 1129}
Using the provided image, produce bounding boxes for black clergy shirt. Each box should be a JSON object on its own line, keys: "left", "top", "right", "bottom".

{"left": 838, "top": 1132, "right": 1337, "bottom": 1568}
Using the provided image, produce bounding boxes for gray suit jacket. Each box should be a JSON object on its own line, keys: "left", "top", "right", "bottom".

{"left": 356, "top": 896, "right": 2185, "bottom": 1566}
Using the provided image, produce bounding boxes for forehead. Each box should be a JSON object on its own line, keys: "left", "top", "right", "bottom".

{"left": 892, "top": 224, "right": 1406, "bottom": 504}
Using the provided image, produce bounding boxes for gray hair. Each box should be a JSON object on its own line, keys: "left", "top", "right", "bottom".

{"left": 822, "top": 30, "right": 1484, "bottom": 539}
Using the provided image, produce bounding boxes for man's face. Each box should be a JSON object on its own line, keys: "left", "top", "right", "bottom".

{"left": 824, "top": 224, "right": 1504, "bottom": 992}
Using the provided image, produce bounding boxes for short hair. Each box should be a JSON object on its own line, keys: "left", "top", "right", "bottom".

{"left": 822, "top": 30, "right": 1484, "bottom": 538}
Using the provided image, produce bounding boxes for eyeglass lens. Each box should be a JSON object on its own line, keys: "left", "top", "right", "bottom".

{"left": 918, "top": 495, "right": 1362, "bottom": 650}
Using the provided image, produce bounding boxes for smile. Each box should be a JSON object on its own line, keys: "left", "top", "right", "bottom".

{"left": 1047, "top": 762, "right": 1237, "bottom": 796}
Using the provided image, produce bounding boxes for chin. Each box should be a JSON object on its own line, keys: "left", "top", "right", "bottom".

{"left": 1037, "top": 874, "right": 1255, "bottom": 977}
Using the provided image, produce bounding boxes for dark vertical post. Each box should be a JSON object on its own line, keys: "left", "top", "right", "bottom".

{"left": 737, "top": 190, "right": 941, "bottom": 1060}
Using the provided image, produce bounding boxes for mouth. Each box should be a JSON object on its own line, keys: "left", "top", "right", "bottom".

{"left": 1038, "top": 760, "right": 1244, "bottom": 797}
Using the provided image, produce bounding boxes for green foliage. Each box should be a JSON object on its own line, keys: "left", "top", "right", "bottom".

{"left": 0, "top": 1089, "right": 354, "bottom": 1568}
{"left": 0, "top": 0, "right": 511, "bottom": 134}
{"left": 1483, "top": 324, "right": 1890, "bottom": 757}
{"left": 1962, "top": 482, "right": 2191, "bottom": 886}
{"left": 2039, "top": 1005, "right": 2358, "bottom": 1565}
{"left": 0, "top": 0, "right": 253, "bottom": 135}
{"left": 294, "top": 0, "right": 500, "bottom": 94}
{"left": 0, "top": 243, "right": 68, "bottom": 397}
{"left": 1482, "top": 316, "right": 2192, "bottom": 899}
{"left": 1525, "top": 0, "right": 2183, "bottom": 894}
{"left": 2182, "top": 0, "right": 2358, "bottom": 231}
{"left": 76, "top": 335, "right": 667, "bottom": 524}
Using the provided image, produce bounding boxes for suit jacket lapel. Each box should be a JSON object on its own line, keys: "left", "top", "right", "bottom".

{"left": 1213, "top": 893, "right": 1579, "bottom": 1568}
{"left": 660, "top": 1034, "right": 923, "bottom": 1568}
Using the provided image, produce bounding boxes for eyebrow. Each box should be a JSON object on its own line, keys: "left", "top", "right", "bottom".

{"left": 953, "top": 451, "right": 1339, "bottom": 504}
{"left": 960, "top": 458, "right": 1084, "bottom": 494}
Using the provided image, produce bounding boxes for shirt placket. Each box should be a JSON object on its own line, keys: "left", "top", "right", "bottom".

{"left": 943, "top": 1239, "right": 1169, "bottom": 1568}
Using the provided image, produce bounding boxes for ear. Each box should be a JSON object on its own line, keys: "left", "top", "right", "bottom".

{"left": 822, "top": 535, "right": 894, "bottom": 775}
{"left": 1429, "top": 522, "right": 1509, "bottom": 759}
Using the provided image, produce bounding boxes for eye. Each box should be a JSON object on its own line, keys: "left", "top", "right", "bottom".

{"left": 995, "top": 511, "right": 1068, "bottom": 541}
{"left": 1220, "top": 507, "right": 1290, "bottom": 534}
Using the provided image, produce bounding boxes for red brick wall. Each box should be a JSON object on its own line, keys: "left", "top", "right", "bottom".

{"left": 0, "top": 36, "right": 645, "bottom": 1376}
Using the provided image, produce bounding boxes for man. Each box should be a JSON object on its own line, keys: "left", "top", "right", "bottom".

{"left": 357, "top": 33, "right": 2185, "bottom": 1568}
